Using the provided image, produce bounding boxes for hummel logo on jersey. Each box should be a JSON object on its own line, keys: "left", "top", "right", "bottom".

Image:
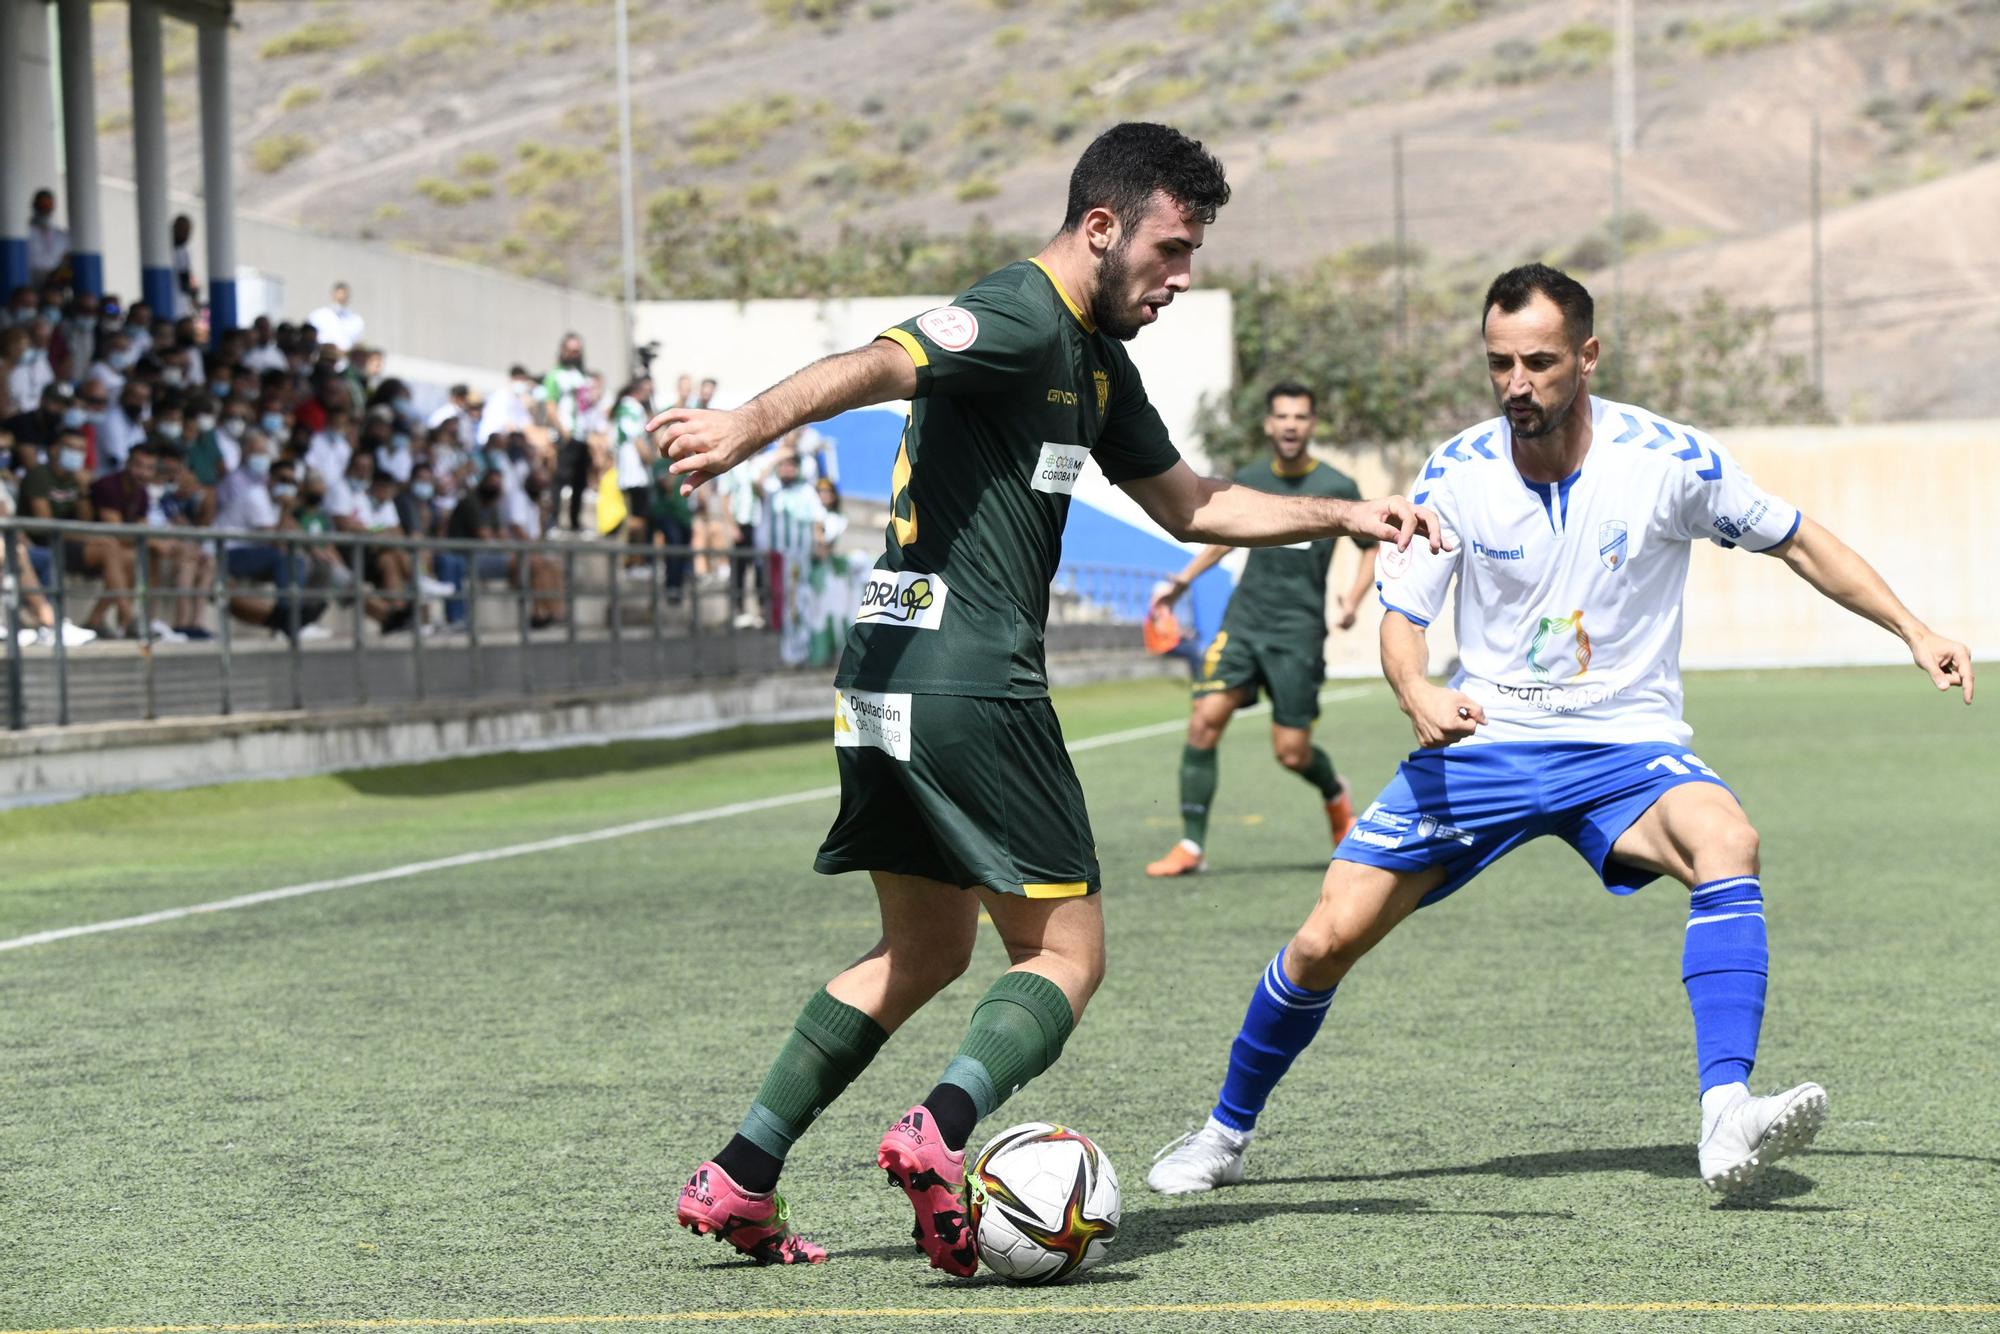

{"left": 1472, "top": 541, "right": 1525, "bottom": 560}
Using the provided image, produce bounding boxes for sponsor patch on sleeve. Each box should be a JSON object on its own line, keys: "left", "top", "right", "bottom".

{"left": 1032, "top": 442, "right": 1091, "bottom": 495}
{"left": 833, "top": 688, "right": 913, "bottom": 761}
{"left": 854, "top": 569, "right": 949, "bottom": 630}
{"left": 915, "top": 306, "right": 979, "bottom": 352}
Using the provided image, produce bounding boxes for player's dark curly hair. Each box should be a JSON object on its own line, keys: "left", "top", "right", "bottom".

{"left": 1062, "top": 123, "right": 1231, "bottom": 234}
{"left": 1266, "top": 380, "right": 1316, "bottom": 411}
{"left": 1483, "top": 263, "right": 1594, "bottom": 347}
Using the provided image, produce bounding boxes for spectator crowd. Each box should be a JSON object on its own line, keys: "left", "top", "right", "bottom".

{"left": 1, "top": 195, "right": 868, "bottom": 656}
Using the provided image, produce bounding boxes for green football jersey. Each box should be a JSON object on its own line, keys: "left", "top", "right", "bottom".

{"left": 837, "top": 259, "right": 1182, "bottom": 698}
{"left": 1217, "top": 458, "right": 1372, "bottom": 643}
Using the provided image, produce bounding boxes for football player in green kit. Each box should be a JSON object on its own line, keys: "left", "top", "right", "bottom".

{"left": 654, "top": 122, "right": 1444, "bottom": 1276}
{"left": 1147, "top": 382, "right": 1378, "bottom": 877}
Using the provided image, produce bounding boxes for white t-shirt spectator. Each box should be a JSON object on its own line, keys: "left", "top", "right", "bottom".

{"left": 478, "top": 381, "right": 536, "bottom": 444}
{"left": 213, "top": 468, "right": 279, "bottom": 549}
{"left": 243, "top": 339, "right": 288, "bottom": 374}
{"left": 428, "top": 401, "right": 476, "bottom": 452}
{"left": 95, "top": 405, "right": 148, "bottom": 474}
{"left": 6, "top": 349, "right": 53, "bottom": 409}
{"left": 354, "top": 490, "right": 400, "bottom": 533}
{"left": 305, "top": 432, "right": 352, "bottom": 489}
{"left": 376, "top": 439, "right": 414, "bottom": 484}
{"left": 27, "top": 219, "right": 68, "bottom": 282}
{"left": 307, "top": 301, "right": 365, "bottom": 351}
{"left": 502, "top": 486, "right": 543, "bottom": 540}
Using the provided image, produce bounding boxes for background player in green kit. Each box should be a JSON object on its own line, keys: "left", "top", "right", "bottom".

{"left": 1146, "top": 382, "right": 1378, "bottom": 877}
{"left": 652, "top": 122, "right": 1444, "bottom": 1276}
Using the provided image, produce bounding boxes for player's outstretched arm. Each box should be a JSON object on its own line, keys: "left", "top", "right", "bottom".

{"left": 1153, "top": 543, "right": 1230, "bottom": 618}
{"left": 1772, "top": 516, "right": 1974, "bottom": 704}
{"left": 1381, "top": 610, "right": 1484, "bottom": 747}
{"left": 1336, "top": 545, "right": 1380, "bottom": 630}
{"left": 1123, "top": 460, "right": 1447, "bottom": 553}
{"left": 649, "top": 340, "right": 917, "bottom": 496}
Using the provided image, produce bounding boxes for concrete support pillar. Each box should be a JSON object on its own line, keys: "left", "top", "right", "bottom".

{"left": 197, "top": 21, "right": 236, "bottom": 336}
{"left": 57, "top": 0, "right": 101, "bottom": 296}
{"left": 1, "top": 0, "right": 31, "bottom": 297}
{"left": 128, "top": 0, "right": 175, "bottom": 317}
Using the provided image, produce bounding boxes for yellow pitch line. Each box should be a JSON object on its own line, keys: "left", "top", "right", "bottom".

{"left": 13, "top": 1300, "right": 2000, "bottom": 1332}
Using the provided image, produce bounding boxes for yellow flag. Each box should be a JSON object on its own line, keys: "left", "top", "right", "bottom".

{"left": 596, "top": 468, "right": 628, "bottom": 534}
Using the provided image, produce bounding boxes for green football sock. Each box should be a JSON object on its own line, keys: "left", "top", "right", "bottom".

{"left": 938, "top": 970, "right": 1077, "bottom": 1123}
{"left": 736, "top": 988, "right": 888, "bottom": 1160}
{"left": 1297, "top": 746, "right": 1341, "bottom": 800}
{"left": 1180, "top": 743, "right": 1219, "bottom": 845}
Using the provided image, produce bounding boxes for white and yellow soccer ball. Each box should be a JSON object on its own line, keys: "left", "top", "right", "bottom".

{"left": 968, "top": 1121, "right": 1121, "bottom": 1284}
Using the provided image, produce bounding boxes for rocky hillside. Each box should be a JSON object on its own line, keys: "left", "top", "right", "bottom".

{"left": 88, "top": 0, "right": 2000, "bottom": 420}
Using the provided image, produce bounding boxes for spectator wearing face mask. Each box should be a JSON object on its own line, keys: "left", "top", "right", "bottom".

{"left": 356, "top": 468, "right": 416, "bottom": 634}
{"left": 90, "top": 445, "right": 210, "bottom": 641}
{"left": 187, "top": 398, "right": 246, "bottom": 485}
{"left": 0, "top": 438, "right": 96, "bottom": 649}
{"left": 479, "top": 365, "right": 537, "bottom": 445}
{"left": 88, "top": 328, "right": 139, "bottom": 394}
{"left": 5, "top": 383, "right": 79, "bottom": 454}
{"left": 98, "top": 382, "right": 151, "bottom": 475}
{"left": 27, "top": 191, "right": 68, "bottom": 289}
{"left": 21, "top": 428, "right": 138, "bottom": 636}
{"left": 214, "top": 444, "right": 326, "bottom": 641}
{"left": 5, "top": 321, "right": 56, "bottom": 412}
{"left": 52, "top": 294, "right": 101, "bottom": 385}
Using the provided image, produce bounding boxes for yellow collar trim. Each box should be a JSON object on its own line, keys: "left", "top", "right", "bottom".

{"left": 1030, "top": 258, "right": 1095, "bottom": 333}
{"left": 1271, "top": 457, "right": 1320, "bottom": 479}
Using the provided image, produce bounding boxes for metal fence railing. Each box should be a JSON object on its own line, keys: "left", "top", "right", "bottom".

{"left": 1, "top": 518, "right": 1180, "bottom": 731}
{"left": 0, "top": 517, "right": 786, "bottom": 730}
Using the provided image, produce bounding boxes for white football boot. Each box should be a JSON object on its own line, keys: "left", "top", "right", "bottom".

{"left": 1697, "top": 1080, "right": 1828, "bottom": 1194}
{"left": 1146, "top": 1117, "right": 1251, "bottom": 1195}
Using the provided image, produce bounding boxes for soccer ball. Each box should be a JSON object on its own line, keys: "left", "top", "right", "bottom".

{"left": 968, "top": 1121, "right": 1120, "bottom": 1284}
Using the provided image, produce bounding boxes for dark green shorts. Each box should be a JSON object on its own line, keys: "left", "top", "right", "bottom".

{"left": 814, "top": 689, "right": 1100, "bottom": 898}
{"left": 1191, "top": 629, "right": 1326, "bottom": 729}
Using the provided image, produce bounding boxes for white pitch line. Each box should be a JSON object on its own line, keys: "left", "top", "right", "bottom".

{"left": 0, "top": 683, "right": 1376, "bottom": 954}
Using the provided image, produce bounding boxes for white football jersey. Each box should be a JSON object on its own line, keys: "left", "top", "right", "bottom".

{"left": 1378, "top": 395, "right": 1799, "bottom": 746}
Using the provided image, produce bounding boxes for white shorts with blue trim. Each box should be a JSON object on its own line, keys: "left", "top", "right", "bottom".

{"left": 1336, "top": 741, "right": 1733, "bottom": 907}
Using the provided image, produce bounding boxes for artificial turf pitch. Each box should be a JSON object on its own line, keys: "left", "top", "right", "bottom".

{"left": 0, "top": 668, "right": 1995, "bottom": 1334}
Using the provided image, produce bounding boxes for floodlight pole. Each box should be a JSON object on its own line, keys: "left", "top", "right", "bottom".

{"left": 1611, "top": 0, "right": 1634, "bottom": 365}
{"left": 614, "top": 0, "right": 640, "bottom": 381}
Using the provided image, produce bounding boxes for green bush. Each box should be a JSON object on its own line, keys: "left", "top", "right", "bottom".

{"left": 260, "top": 22, "right": 362, "bottom": 59}
{"left": 249, "top": 133, "right": 313, "bottom": 173}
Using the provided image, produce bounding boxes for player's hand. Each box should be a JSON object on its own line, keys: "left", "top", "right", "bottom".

{"left": 1344, "top": 496, "right": 1450, "bottom": 554}
{"left": 1909, "top": 628, "right": 1975, "bottom": 704}
{"left": 648, "top": 406, "right": 762, "bottom": 496}
{"left": 1404, "top": 684, "right": 1484, "bottom": 748}
{"left": 1335, "top": 600, "right": 1360, "bottom": 631}
{"left": 1149, "top": 575, "right": 1189, "bottom": 621}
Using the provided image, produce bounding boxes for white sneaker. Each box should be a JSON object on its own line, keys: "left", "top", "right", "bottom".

{"left": 15, "top": 627, "right": 38, "bottom": 649}
{"left": 297, "top": 623, "right": 334, "bottom": 641}
{"left": 57, "top": 620, "right": 96, "bottom": 648}
{"left": 416, "top": 575, "right": 455, "bottom": 599}
{"left": 1698, "top": 1080, "right": 1828, "bottom": 1194}
{"left": 1146, "top": 1117, "right": 1251, "bottom": 1195}
{"left": 149, "top": 619, "right": 188, "bottom": 643}
{"left": 731, "top": 611, "right": 763, "bottom": 630}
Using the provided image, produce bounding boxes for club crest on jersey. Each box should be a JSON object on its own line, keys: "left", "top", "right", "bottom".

{"left": 1599, "top": 520, "right": 1628, "bottom": 571}
{"left": 1093, "top": 369, "right": 1110, "bottom": 416}
{"left": 916, "top": 306, "right": 979, "bottom": 352}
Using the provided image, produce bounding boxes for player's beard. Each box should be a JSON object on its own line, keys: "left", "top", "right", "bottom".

{"left": 1089, "top": 238, "right": 1147, "bottom": 342}
{"left": 1506, "top": 370, "right": 1583, "bottom": 440}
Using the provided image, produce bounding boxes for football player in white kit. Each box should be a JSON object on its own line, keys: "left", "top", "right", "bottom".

{"left": 1149, "top": 263, "right": 1975, "bottom": 1198}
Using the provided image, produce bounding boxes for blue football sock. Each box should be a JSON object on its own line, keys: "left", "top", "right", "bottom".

{"left": 1682, "top": 876, "right": 1768, "bottom": 1095}
{"left": 1212, "top": 949, "right": 1337, "bottom": 1133}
